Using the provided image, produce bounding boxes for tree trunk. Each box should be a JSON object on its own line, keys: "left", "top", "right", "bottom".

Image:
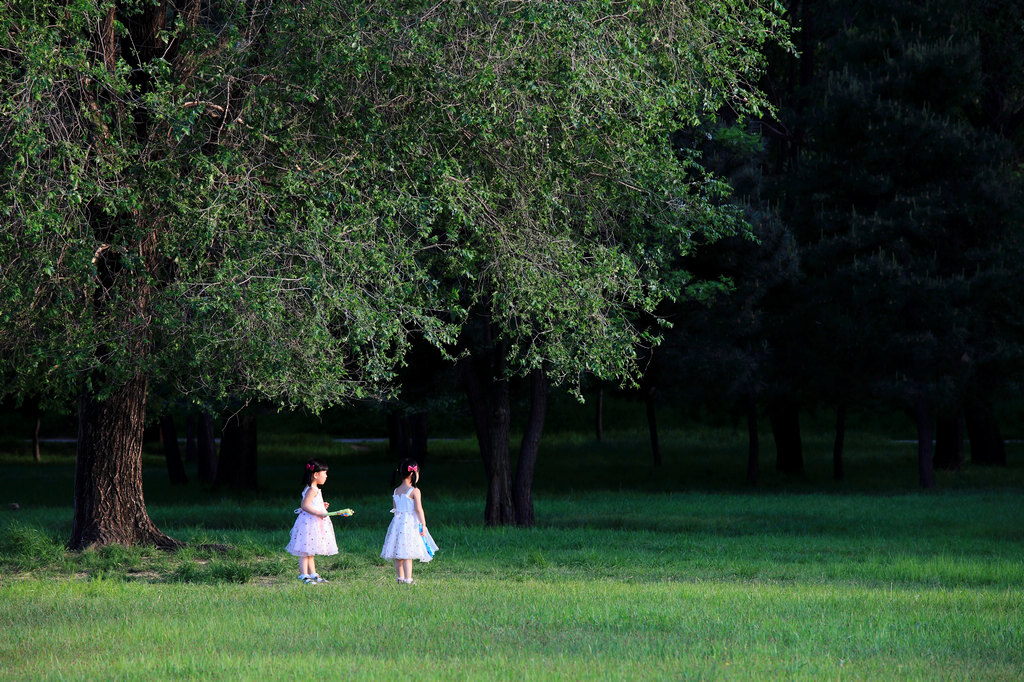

{"left": 514, "top": 368, "right": 548, "bottom": 527}
{"left": 484, "top": 369, "right": 514, "bottom": 526}
{"left": 196, "top": 413, "right": 217, "bottom": 484}
{"left": 462, "top": 339, "right": 516, "bottom": 526}
{"left": 594, "top": 387, "right": 604, "bottom": 442}
{"left": 934, "top": 408, "right": 964, "bottom": 471}
{"left": 769, "top": 399, "right": 803, "bottom": 474}
{"left": 833, "top": 403, "right": 846, "bottom": 481}
{"left": 29, "top": 398, "right": 42, "bottom": 463}
{"left": 745, "top": 394, "right": 759, "bottom": 486}
{"left": 160, "top": 414, "right": 188, "bottom": 485}
{"left": 388, "top": 411, "right": 409, "bottom": 459}
{"left": 965, "top": 394, "right": 1006, "bottom": 466}
{"left": 70, "top": 375, "right": 180, "bottom": 550}
{"left": 66, "top": 1, "right": 190, "bottom": 550}
{"left": 645, "top": 385, "right": 661, "bottom": 467}
{"left": 215, "top": 410, "right": 258, "bottom": 491}
{"left": 912, "top": 392, "right": 935, "bottom": 488}
{"left": 184, "top": 414, "right": 197, "bottom": 463}
{"left": 408, "top": 411, "right": 428, "bottom": 466}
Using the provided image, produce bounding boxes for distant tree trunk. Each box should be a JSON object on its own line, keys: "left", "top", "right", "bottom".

{"left": 965, "top": 394, "right": 1006, "bottom": 466}
{"left": 387, "top": 410, "right": 428, "bottom": 465}
{"left": 934, "top": 408, "right": 964, "bottom": 471}
{"left": 594, "top": 387, "right": 604, "bottom": 442}
{"left": 769, "top": 399, "right": 803, "bottom": 474}
{"left": 196, "top": 413, "right": 217, "bottom": 484}
{"left": 70, "top": 375, "right": 180, "bottom": 550}
{"left": 745, "top": 394, "right": 759, "bottom": 486}
{"left": 33, "top": 413, "right": 42, "bottom": 462}
{"left": 912, "top": 392, "right": 935, "bottom": 489}
{"left": 514, "top": 368, "right": 548, "bottom": 527}
{"left": 388, "top": 411, "right": 409, "bottom": 459}
{"left": 833, "top": 403, "right": 846, "bottom": 481}
{"left": 408, "top": 411, "right": 428, "bottom": 466}
{"left": 215, "top": 410, "right": 258, "bottom": 491}
{"left": 184, "top": 414, "right": 197, "bottom": 463}
{"left": 29, "top": 398, "right": 42, "bottom": 462}
{"left": 644, "top": 385, "right": 661, "bottom": 467}
{"left": 160, "top": 414, "right": 188, "bottom": 485}
{"left": 462, "top": 329, "right": 515, "bottom": 526}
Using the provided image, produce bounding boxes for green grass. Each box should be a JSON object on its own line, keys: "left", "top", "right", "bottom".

{"left": 2, "top": 578, "right": 1020, "bottom": 680}
{"left": 1, "top": 422, "right": 1023, "bottom": 680}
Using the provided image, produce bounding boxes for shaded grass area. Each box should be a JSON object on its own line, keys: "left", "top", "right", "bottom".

{"left": 1, "top": 424, "right": 1022, "bottom": 679}
{"left": 3, "top": 489, "right": 1022, "bottom": 590}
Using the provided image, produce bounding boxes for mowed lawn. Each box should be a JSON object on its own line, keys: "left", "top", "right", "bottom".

{"left": 1, "top": 426, "right": 1022, "bottom": 680}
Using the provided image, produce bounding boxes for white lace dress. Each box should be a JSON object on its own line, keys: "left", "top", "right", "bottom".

{"left": 285, "top": 486, "right": 338, "bottom": 557}
{"left": 380, "top": 487, "right": 438, "bottom": 562}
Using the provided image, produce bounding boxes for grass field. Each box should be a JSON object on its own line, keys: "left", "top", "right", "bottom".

{"left": 1, "top": 417, "right": 1022, "bottom": 680}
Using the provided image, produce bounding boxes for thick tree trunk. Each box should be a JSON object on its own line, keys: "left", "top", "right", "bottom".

{"left": 769, "top": 399, "right": 803, "bottom": 474}
{"left": 215, "top": 410, "right": 258, "bottom": 491}
{"left": 833, "top": 403, "right": 846, "bottom": 481}
{"left": 912, "top": 393, "right": 935, "bottom": 488}
{"left": 196, "top": 413, "right": 217, "bottom": 484}
{"left": 514, "top": 368, "right": 548, "bottom": 527}
{"left": 462, "top": 342, "right": 516, "bottom": 526}
{"left": 965, "top": 394, "right": 1006, "bottom": 466}
{"left": 594, "top": 387, "right": 604, "bottom": 442}
{"left": 934, "top": 408, "right": 964, "bottom": 471}
{"left": 160, "top": 414, "right": 188, "bottom": 485}
{"left": 66, "top": 2, "right": 183, "bottom": 552}
{"left": 645, "top": 386, "right": 661, "bottom": 467}
{"left": 70, "top": 376, "right": 180, "bottom": 550}
{"left": 745, "top": 394, "right": 759, "bottom": 486}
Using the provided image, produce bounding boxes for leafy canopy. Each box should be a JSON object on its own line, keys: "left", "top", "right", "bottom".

{"left": 0, "top": 0, "right": 789, "bottom": 407}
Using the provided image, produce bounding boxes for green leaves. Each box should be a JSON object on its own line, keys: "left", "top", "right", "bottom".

{"left": 0, "top": 0, "right": 787, "bottom": 409}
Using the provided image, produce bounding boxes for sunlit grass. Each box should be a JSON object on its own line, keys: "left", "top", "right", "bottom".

{"left": 1, "top": 574, "right": 1020, "bottom": 680}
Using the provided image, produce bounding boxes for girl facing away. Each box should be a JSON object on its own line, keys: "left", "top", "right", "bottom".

{"left": 286, "top": 458, "right": 338, "bottom": 584}
{"left": 380, "top": 458, "right": 438, "bottom": 584}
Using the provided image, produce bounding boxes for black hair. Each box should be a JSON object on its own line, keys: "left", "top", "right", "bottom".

{"left": 390, "top": 458, "right": 420, "bottom": 489}
{"left": 302, "top": 458, "right": 328, "bottom": 487}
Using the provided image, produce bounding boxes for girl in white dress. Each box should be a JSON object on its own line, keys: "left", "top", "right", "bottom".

{"left": 285, "top": 458, "right": 338, "bottom": 584}
{"left": 380, "top": 458, "right": 438, "bottom": 584}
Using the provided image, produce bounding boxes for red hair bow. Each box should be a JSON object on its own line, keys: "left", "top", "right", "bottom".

{"left": 306, "top": 463, "right": 315, "bottom": 471}
{"left": 407, "top": 465, "right": 418, "bottom": 472}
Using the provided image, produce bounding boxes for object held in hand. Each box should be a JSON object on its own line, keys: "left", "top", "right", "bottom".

{"left": 327, "top": 508, "right": 354, "bottom": 517}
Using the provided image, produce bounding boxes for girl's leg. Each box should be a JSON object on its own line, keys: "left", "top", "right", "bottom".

{"left": 404, "top": 559, "right": 413, "bottom": 582}
{"left": 299, "top": 556, "right": 310, "bottom": 576}
{"left": 394, "top": 559, "right": 405, "bottom": 581}
{"left": 308, "top": 557, "right": 317, "bottom": 577}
